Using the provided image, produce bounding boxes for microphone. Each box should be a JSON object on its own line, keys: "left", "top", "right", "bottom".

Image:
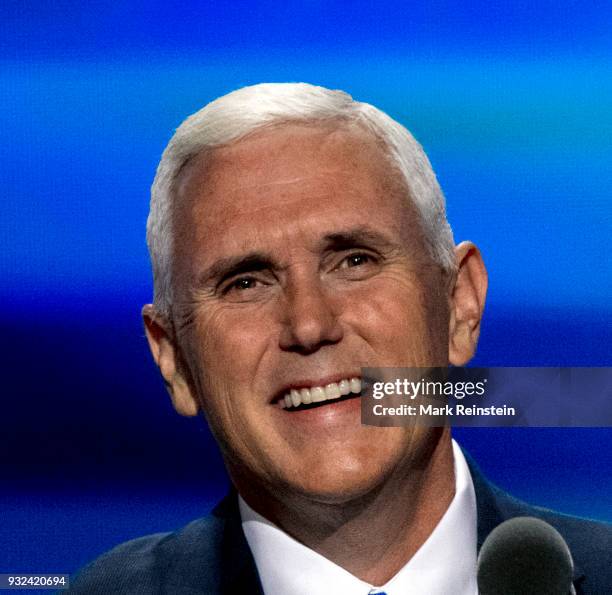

{"left": 477, "top": 516, "right": 576, "bottom": 595}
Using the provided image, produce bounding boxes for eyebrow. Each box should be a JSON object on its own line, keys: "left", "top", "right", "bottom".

{"left": 197, "top": 252, "right": 275, "bottom": 287}
{"left": 321, "top": 226, "right": 397, "bottom": 252}
{"left": 197, "top": 225, "right": 397, "bottom": 287}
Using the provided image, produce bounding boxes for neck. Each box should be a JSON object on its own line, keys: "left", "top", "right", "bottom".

{"left": 237, "top": 428, "right": 455, "bottom": 585}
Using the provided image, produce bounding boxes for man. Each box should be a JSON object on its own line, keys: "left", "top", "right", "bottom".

{"left": 70, "top": 83, "right": 611, "bottom": 594}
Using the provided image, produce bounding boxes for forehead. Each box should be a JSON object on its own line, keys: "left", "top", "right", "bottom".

{"left": 172, "top": 122, "right": 421, "bottom": 270}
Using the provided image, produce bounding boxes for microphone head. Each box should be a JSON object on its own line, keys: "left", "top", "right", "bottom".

{"left": 477, "top": 516, "right": 574, "bottom": 595}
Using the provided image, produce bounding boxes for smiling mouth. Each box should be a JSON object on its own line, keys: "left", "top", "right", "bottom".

{"left": 279, "top": 377, "right": 362, "bottom": 410}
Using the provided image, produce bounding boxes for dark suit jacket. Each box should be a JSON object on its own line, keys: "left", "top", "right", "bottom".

{"left": 69, "top": 455, "right": 612, "bottom": 594}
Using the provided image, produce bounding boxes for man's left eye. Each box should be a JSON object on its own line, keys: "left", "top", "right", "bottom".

{"left": 232, "top": 277, "right": 258, "bottom": 290}
{"left": 341, "top": 253, "right": 373, "bottom": 268}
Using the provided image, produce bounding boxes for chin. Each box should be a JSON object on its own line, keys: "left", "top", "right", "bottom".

{"left": 281, "top": 461, "right": 397, "bottom": 506}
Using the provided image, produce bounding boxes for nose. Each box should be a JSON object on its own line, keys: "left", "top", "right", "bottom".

{"left": 278, "top": 278, "right": 343, "bottom": 354}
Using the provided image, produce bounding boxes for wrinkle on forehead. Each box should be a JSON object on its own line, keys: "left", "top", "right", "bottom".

{"left": 202, "top": 171, "right": 357, "bottom": 199}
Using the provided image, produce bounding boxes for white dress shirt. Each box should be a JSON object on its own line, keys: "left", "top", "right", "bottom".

{"left": 240, "top": 439, "right": 478, "bottom": 595}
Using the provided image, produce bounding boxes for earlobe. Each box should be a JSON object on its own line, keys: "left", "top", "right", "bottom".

{"left": 448, "top": 242, "right": 488, "bottom": 366}
{"left": 142, "top": 304, "right": 200, "bottom": 417}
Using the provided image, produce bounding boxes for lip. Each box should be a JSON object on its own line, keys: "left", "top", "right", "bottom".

{"left": 271, "top": 372, "right": 363, "bottom": 404}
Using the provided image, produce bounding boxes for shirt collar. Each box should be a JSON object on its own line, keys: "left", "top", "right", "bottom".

{"left": 239, "top": 439, "right": 477, "bottom": 595}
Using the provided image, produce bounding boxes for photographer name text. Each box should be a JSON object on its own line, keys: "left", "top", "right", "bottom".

{"left": 372, "top": 403, "right": 516, "bottom": 417}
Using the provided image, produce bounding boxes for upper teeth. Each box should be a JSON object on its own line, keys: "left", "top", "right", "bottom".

{"left": 280, "top": 377, "right": 362, "bottom": 409}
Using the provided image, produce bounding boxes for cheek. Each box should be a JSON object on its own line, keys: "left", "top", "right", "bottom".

{"left": 186, "top": 305, "right": 274, "bottom": 395}
{"left": 179, "top": 311, "right": 268, "bottom": 455}
{"left": 342, "top": 275, "right": 444, "bottom": 364}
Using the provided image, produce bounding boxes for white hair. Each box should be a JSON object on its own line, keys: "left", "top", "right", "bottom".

{"left": 147, "top": 82, "right": 455, "bottom": 316}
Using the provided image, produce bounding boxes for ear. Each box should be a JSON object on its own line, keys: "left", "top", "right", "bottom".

{"left": 448, "top": 242, "right": 488, "bottom": 366}
{"left": 142, "top": 304, "right": 199, "bottom": 417}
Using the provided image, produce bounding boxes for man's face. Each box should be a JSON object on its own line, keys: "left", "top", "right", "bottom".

{"left": 169, "top": 123, "right": 452, "bottom": 503}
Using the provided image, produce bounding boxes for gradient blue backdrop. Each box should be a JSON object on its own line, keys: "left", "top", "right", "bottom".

{"left": 1, "top": 1, "right": 611, "bottom": 579}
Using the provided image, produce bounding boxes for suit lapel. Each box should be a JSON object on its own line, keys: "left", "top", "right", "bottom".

{"left": 463, "top": 450, "right": 511, "bottom": 551}
{"left": 213, "top": 490, "right": 265, "bottom": 595}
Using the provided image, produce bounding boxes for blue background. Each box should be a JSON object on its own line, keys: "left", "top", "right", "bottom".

{"left": 1, "top": 1, "right": 611, "bottom": 577}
